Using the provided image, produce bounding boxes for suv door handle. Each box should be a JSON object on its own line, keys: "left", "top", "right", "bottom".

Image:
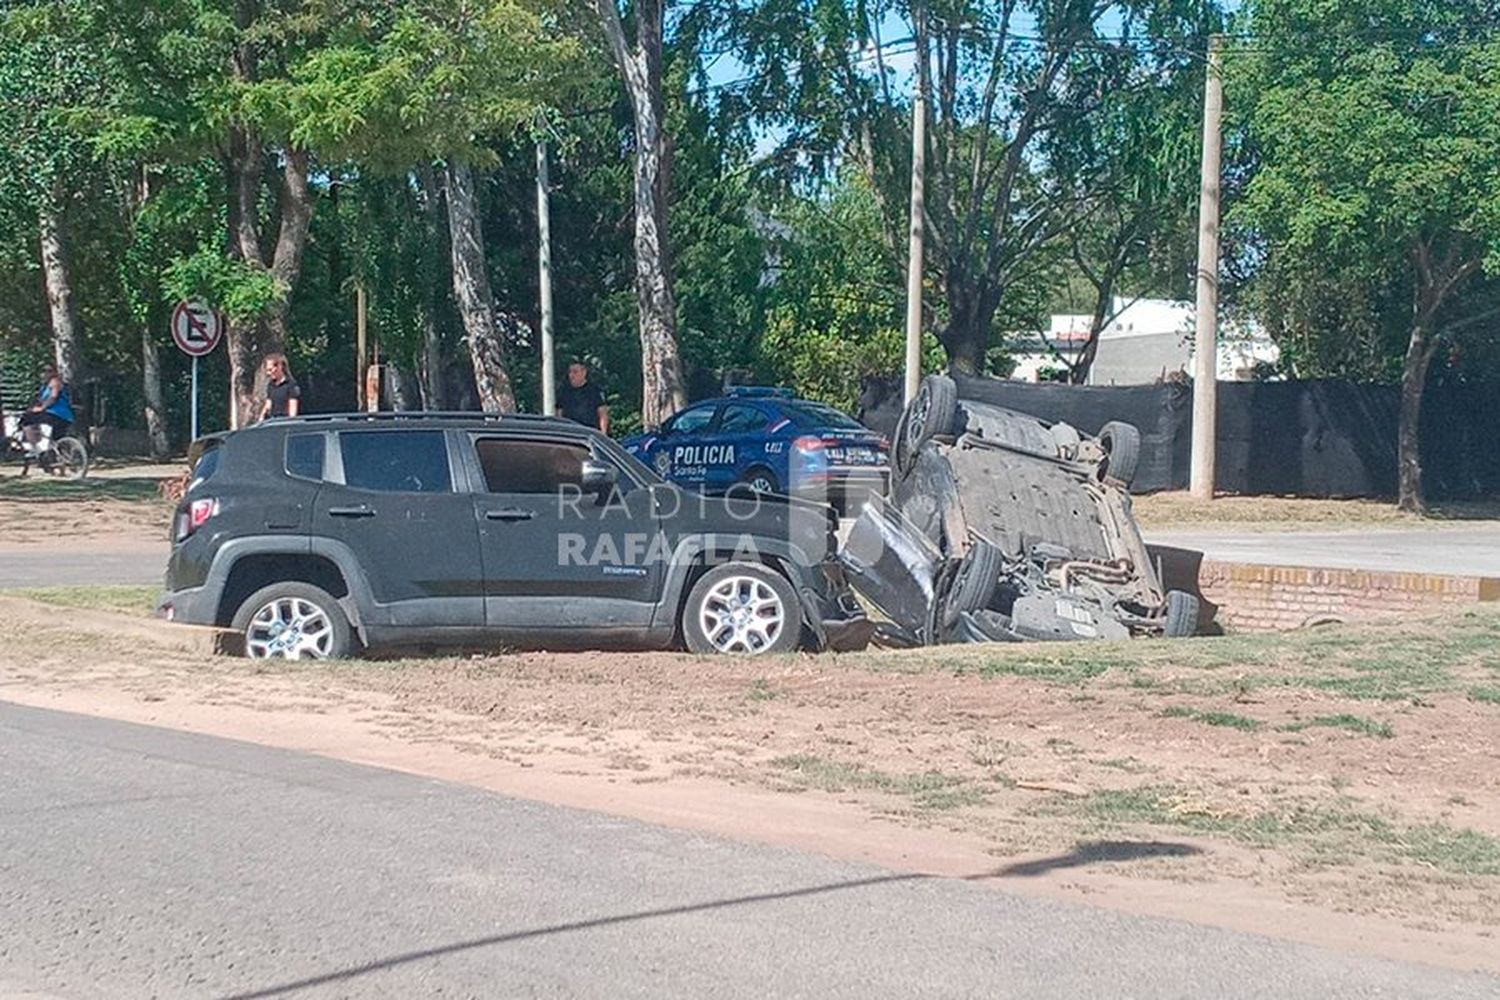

{"left": 484, "top": 507, "right": 535, "bottom": 522}
{"left": 327, "top": 505, "right": 375, "bottom": 518}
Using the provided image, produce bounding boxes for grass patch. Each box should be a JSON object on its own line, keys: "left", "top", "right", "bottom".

{"left": 0, "top": 476, "right": 163, "bottom": 502}
{"left": 9, "top": 585, "right": 158, "bottom": 616}
{"left": 746, "top": 678, "right": 778, "bottom": 702}
{"left": 1160, "top": 705, "right": 1262, "bottom": 731}
{"left": 1468, "top": 685, "right": 1500, "bottom": 705}
{"left": 1055, "top": 785, "right": 1500, "bottom": 876}
{"left": 1280, "top": 714, "right": 1394, "bottom": 739}
{"left": 769, "top": 754, "right": 984, "bottom": 811}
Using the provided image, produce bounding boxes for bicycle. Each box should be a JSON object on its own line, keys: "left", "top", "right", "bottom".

{"left": 2, "top": 412, "right": 90, "bottom": 479}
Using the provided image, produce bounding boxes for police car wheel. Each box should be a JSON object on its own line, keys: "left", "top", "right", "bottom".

{"left": 683, "top": 562, "right": 802, "bottom": 656}
{"left": 739, "top": 467, "right": 778, "bottom": 495}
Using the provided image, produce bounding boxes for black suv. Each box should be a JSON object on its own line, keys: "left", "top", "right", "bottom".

{"left": 160, "top": 413, "right": 870, "bottom": 659}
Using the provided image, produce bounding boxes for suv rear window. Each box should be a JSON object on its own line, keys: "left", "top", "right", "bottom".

{"left": 476, "top": 439, "right": 586, "bottom": 493}
{"left": 781, "top": 402, "right": 864, "bottom": 430}
{"left": 339, "top": 430, "right": 451, "bottom": 493}
{"left": 285, "top": 433, "right": 324, "bottom": 480}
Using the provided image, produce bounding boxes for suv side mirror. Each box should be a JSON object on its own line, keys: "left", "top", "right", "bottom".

{"left": 581, "top": 459, "right": 618, "bottom": 494}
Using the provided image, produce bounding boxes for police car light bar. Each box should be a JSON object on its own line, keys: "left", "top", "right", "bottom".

{"left": 725, "top": 385, "right": 795, "bottom": 398}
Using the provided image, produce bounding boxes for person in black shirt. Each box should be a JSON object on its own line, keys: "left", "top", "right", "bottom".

{"left": 258, "top": 353, "right": 301, "bottom": 421}
{"left": 557, "top": 361, "right": 609, "bottom": 433}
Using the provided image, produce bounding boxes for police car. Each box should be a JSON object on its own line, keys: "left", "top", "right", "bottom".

{"left": 622, "top": 387, "right": 889, "bottom": 506}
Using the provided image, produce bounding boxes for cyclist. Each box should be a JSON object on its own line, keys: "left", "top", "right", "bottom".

{"left": 19, "top": 364, "right": 73, "bottom": 448}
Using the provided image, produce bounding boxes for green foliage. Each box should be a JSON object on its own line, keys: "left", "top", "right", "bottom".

{"left": 1230, "top": 0, "right": 1500, "bottom": 378}
{"left": 162, "top": 246, "right": 282, "bottom": 321}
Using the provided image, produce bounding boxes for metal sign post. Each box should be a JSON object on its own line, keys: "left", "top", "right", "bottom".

{"left": 171, "top": 299, "right": 223, "bottom": 441}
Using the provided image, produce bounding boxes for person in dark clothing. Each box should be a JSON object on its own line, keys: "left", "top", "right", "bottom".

{"left": 258, "top": 353, "right": 301, "bottom": 421}
{"left": 557, "top": 361, "right": 609, "bottom": 433}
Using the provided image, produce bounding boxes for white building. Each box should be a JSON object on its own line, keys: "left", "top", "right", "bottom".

{"left": 1008, "top": 297, "right": 1279, "bottom": 385}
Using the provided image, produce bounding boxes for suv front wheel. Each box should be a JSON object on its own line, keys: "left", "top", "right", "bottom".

{"left": 230, "top": 582, "right": 353, "bottom": 660}
{"left": 683, "top": 562, "right": 802, "bottom": 656}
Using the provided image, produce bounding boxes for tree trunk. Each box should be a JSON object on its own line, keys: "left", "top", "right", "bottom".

{"left": 38, "top": 199, "right": 85, "bottom": 426}
{"left": 1396, "top": 324, "right": 1437, "bottom": 513}
{"left": 141, "top": 325, "right": 171, "bottom": 457}
{"left": 1070, "top": 277, "right": 1117, "bottom": 385}
{"left": 264, "top": 147, "right": 314, "bottom": 349}
{"left": 939, "top": 278, "right": 991, "bottom": 375}
{"left": 594, "top": 0, "right": 686, "bottom": 429}
{"left": 416, "top": 165, "right": 446, "bottom": 409}
{"left": 443, "top": 161, "right": 516, "bottom": 413}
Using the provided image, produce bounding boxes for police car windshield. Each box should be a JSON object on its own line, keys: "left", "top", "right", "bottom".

{"left": 780, "top": 402, "right": 865, "bottom": 431}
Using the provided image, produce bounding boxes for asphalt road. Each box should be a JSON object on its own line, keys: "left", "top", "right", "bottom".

{"left": 0, "top": 544, "right": 166, "bottom": 588}
{"left": 2, "top": 703, "right": 1495, "bottom": 999}
{"left": 1146, "top": 526, "right": 1500, "bottom": 577}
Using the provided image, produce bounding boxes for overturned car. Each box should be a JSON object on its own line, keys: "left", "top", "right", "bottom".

{"left": 840, "top": 374, "right": 1199, "bottom": 645}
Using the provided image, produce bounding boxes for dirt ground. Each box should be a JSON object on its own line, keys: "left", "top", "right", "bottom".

{"left": 1, "top": 588, "right": 1497, "bottom": 973}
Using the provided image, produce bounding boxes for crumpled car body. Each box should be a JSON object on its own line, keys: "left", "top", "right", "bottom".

{"left": 840, "top": 375, "right": 1198, "bottom": 644}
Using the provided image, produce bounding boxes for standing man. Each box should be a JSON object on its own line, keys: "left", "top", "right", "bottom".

{"left": 258, "top": 353, "right": 301, "bottom": 421}
{"left": 557, "top": 360, "right": 609, "bottom": 434}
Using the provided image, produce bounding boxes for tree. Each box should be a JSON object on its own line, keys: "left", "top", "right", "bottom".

{"left": 593, "top": 0, "right": 687, "bottom": 428}
{"left": 709, "top": 0, "right": 1215, "bottom": 374}
{"left": 264, "top": 0, "right": 580, "bottom": 413}
{"left": 1233, "top": 0, "right": 1500, "bottom": 510}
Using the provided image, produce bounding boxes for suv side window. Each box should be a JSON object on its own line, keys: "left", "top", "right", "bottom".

{"left": 718, "top": 403, "right": 766, "bottom": 434}
{"left": 475, "top": 438, "right": 587, "bottom": 493}
{"left": 339, "top": 430, "right": 451, "bottom": 493}
{"left": 285, "top": 433, "right": 325, "bottom": 480}
{"left": 666, "top": 404, "right": 716, "bottom": 436}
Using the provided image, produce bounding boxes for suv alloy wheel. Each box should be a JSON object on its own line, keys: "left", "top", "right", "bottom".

{"left": 230, "top": 582, "right": 354, "bottom": 660}
{"left": 682, "top": 562, "right": 802, "bottom": 655}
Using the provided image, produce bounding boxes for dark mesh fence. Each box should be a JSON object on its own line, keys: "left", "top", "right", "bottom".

{"left": 856, "top": 375, "right": 1499, "bottom": 500}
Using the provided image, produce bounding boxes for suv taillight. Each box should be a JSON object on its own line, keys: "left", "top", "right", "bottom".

{"left": 177, "top": 498, "right": 219, "bottom": 540}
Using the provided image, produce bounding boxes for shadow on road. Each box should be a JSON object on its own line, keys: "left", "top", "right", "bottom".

{"left": 222, "top": 871, "right": 927, "bottom": 999}
{"left": 226, "top": 839, "right": 1204, "bottom": 998}
{"left": 987, "top": 840, "right": 1202, "bottom": 879}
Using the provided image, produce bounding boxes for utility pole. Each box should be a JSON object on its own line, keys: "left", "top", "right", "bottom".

{"left": 1190, "top": 34, "right": 1224, "bottom": 501}
{"left": 537, "top": 139, "right": 557, "bottom": 416}
{"left": 355, "top": 283, "right": 368, "bottom": 410}
{"left": 902, "top": 13, "right": 928, "bottom": 405}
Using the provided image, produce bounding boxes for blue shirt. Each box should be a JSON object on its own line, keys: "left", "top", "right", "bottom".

{"left": 37, "top": 381, "right": 73, "bottom": 422}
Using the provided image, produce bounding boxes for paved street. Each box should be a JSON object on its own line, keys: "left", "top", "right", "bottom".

{"left": 1146, "top": 526, "right": 1500, "bottom": 576}
{"left": 1, "top": 702, "right": 1495, "bottom": 999}
{"left": 0, "top": 544, "right": 166, "bottom": 588}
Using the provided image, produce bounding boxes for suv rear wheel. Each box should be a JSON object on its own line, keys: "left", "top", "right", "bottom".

{"left": 230, "top": 582, "right": 353, "bottom": 660}
{"left": 683, "top": 562, "right": 802, "bottom": 655}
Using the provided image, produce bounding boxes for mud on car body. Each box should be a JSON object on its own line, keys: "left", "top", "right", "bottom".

{"left": 620, "top": 386, "right": 889, "bottom": 510}
{"left": 159, "top": 413, "right": 871, "bottom": 660}
{"left": 841, "top": 374, "right": 1200, "bottom": 645}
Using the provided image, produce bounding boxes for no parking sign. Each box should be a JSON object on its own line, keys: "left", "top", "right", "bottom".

{"left": 171, "top": 299, "right": 222, "bottom": 440}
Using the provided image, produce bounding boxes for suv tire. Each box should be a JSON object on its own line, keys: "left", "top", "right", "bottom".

{"left": 683, "top": 562, "right": 802, "bottom": 656}
{"left": 894, "top": 374, "right": 958, "bottom": 476}
{"left": 230, "top": 582, "right": 354, "bottom": 660}
{"left": 1096, "top": 421, "right": 1141, "bottom": 488}
{"left": 1163, "top": 589, "right": 1200, "bottom": 638}
{"left": 938, "top": 538, "right": 1004, "bottom": 633}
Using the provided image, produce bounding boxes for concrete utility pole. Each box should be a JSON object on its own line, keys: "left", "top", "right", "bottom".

{"left": 1190, "top": 34, "right": 1224, "bottom": 501}
{"left": 902, "top": 43, "right": 928, "bottom": 405}
{"left": 537, "top": 139, "right": 557, "bottom": 416}
{"left": 355, "top": 283, "right": 368, "bottom": 410}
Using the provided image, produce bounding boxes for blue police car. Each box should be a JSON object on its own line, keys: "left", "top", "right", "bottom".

{"left": 622, "top": 387, "right": 889, "bottom": 506}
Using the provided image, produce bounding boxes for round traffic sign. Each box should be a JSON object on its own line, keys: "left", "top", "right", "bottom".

{"left": 171, "top": 299, "right": 223, "bottom": 357}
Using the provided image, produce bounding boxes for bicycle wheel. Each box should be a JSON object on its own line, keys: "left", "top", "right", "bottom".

{"left": 51, "top": 437, "right": 89, "bottom": 479}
